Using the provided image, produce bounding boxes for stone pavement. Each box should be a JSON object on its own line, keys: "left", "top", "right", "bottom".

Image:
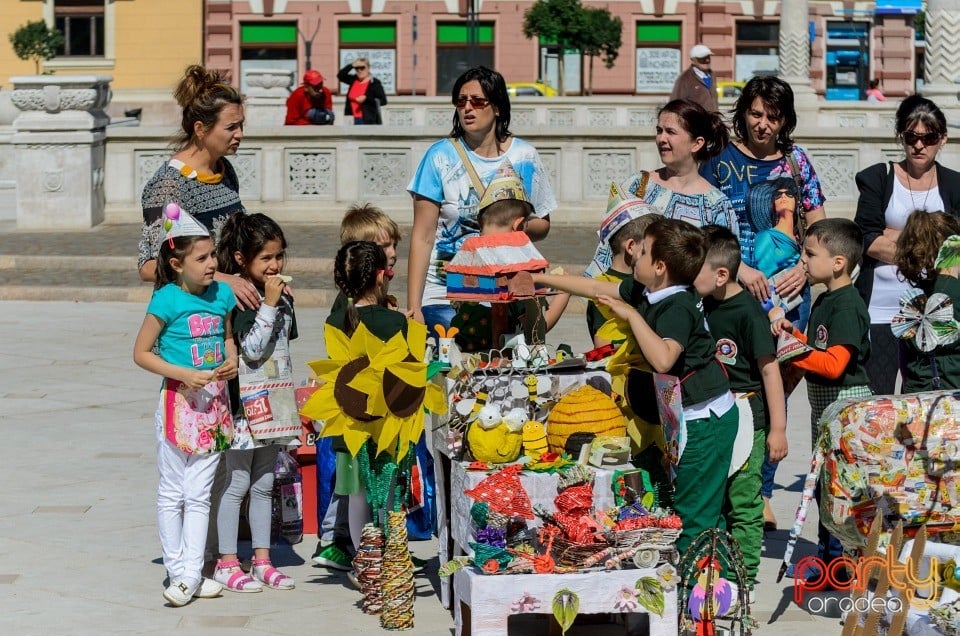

{"left": 0, "top": 299, "right": 844, "bottom": 635}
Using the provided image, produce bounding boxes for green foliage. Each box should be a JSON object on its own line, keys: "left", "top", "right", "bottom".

{"left": 9, "top": 21, "right": 64, "bottom": 74}
{"left": 522, "top": 0, "right": 584, "bottom": 53}
{"left": 580, "top": 7, "right": 623, "bottom": 69}
{"left": 914, "top": 11, "right": 925, "bottom": 41}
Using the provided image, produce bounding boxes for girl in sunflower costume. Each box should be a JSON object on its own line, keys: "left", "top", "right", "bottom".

{"left": 302, "top": 241, "right": 446, "bottom": 551}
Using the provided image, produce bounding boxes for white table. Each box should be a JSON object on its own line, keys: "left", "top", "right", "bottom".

{"left": 453, "top": 566, "right": 678, "bottom": 636}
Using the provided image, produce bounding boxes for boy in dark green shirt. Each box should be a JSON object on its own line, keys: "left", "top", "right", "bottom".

{"left": 695, "top": 226, "right": 787, "bottom": 592}
{"left": 772, "top": 218, "right": 871, "bottom": 571}
{"left": 535, "top": 219, "right": 738, "bottom": 559}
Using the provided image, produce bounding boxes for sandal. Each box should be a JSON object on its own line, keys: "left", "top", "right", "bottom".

{"left": 251, "top": 557, "right": 295, "bottom": 590}
{"left": 214, "top": 559, "right": 262, "bottom": 593}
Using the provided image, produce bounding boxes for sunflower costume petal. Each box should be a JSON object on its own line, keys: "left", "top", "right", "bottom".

{"left": 306, "top": 360, "right": 344, "bottom": 381}
{"left": 596, "top": 317, "right": 632, "bottom": 344}
{"left": 323, "top": 323, "right": 351, "bottom": 359}
{"left": 368, "top": 333, "right": 411, "bottom": 370}
{"left": 406, "top": 319, "right": 428, "bottom": 360}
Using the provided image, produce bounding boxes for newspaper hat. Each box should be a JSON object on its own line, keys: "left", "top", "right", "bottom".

{"left": 161, "top": 202, "right": 209, "bottom": 244}
{"left": 478, "top": 159, "right": 532, "bottom": 212}
{"left": 584, "top": 181, "right": 661, "bottom": 278}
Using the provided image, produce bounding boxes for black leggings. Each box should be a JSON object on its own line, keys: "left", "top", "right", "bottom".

{"left": 866, "top": 323, "right": 900, "bottom": 395}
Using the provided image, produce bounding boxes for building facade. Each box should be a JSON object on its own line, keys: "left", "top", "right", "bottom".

{"left": 203, "top": 0, "right": 922, "bottom": 98}
{"left": 2, "top": 0, "right": 202, "bottom": 90}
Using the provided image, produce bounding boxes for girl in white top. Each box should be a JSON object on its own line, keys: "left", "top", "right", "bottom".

{"left": 213, "top": 212, "right": 299, "bottom": 592}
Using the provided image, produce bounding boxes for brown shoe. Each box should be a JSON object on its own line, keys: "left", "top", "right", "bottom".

{"left": 763, "top": 496, "right": 777, "bottom": 532}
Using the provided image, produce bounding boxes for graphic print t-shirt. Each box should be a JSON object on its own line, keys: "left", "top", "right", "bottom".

{"left": 148, "top": 282, "right": 237, "bottom": 370}
{"left": 407, "top": 137, "right": 557, "bottom": 305}
{"left": 701, "top": 143, "right": 825, "bottom": 269}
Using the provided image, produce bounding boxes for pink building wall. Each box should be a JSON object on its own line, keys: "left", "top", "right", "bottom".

{"left": 204, "top": 1, "right": 919, "bottom": 98}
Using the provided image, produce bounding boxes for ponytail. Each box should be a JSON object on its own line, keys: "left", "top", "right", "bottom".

{"left": 658, "top": 99, "right": 730, "bottom": 162}
{"left": 896, "top": 210, "right": 960, "bottom": 286}
{"left": 333, "top": 241, "right": 388, "bottom": 337}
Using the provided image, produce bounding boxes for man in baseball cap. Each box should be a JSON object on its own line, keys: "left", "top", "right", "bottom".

{"left": 670, "top": 43, "right": 718, "bottom": 113}
{"left": 285, "top": 69, "right": 335, "bottom": 125}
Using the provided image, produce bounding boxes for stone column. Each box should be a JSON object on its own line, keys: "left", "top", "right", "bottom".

{"left": 923, "top": 0, "right": 960, "bottom": 106}
{"left": 244, "top": 68, "right": 294, "bottom": 128}
{"left": 10, "top": 75, "right": 111, "bottom": 229}
{"left": 778, "top": 0, "right": 818, "bottom": 107}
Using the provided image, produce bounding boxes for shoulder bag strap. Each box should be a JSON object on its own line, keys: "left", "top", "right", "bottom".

{"left": 785, "top": 149, "right": 807, "bottom": 243}
{"left": 449, "top": 138, "right": 486, "bottom": 197}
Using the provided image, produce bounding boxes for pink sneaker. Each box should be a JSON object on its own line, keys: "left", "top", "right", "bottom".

{"left": 251, "top": 558, "right": 295, "bottom": 590}
{"left": 214, "top": 559, "right": 262, "bottom": 593}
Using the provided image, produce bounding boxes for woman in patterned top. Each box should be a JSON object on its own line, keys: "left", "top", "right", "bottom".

{"left": 138, "top": 64, "right": 259, "bottom": 309}
{"left": 621, "top": 99, "right": 737, "bottom": 235}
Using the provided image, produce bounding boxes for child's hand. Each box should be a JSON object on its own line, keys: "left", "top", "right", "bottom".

{"left": 770, "top": 318, "right": 794, "bottom": 336}
{"left": 181, "top": 369, "right": 215, "bottom": 389}
{"left": 214, "top": 357, "right": 238, "bottom": 382}
{"left": 263, "top": 276, "right": 286, "bottom": 307}
{"left": 766, "top": 429, "right": 788, "bottom": 462}
{"left": 596, "top": 294, "right": 638, "bottom": 321}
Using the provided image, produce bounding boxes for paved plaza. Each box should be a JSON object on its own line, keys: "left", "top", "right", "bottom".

{"left": 0, "top": 297, "right": 843, "bottom": 634}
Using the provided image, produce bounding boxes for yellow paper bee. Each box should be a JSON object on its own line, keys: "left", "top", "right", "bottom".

{"left": 522, "top": 420, "right": 548, "bottom": 459}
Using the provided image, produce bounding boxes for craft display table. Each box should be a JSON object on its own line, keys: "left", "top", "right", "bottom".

{"left": 452, "top": 567, "right": 679, "bottom": 636}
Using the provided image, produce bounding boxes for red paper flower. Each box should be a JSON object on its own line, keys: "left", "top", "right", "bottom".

{"left": 483, "top": 559, "right": 500, "bottom": 574}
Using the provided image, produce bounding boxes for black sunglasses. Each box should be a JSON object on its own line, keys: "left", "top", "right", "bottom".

{"left": 901, "top": 130, "right": 942, "bottom": 146}
{"left": 353, "top": 65, "right": 367, "bottom": 70}
{"left": 774, "top": 190, "right": 796, "bottom": 200}
{"left": 455, "top": 96, "right": 490, "bottom": 109}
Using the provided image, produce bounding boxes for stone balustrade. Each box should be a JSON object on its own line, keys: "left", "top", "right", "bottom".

{"left": 0, "top": 73, "right": 940, "bottom": 228}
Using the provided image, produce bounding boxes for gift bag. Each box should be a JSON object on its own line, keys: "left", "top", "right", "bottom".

{"left": 239, "top": 335, "right": 300, "bottom": 441}
{"left": 271, "top": 449, "right": 303, "bottom": 545}
{"left": 653, "top": 373, "right": 687, "bottom": 481}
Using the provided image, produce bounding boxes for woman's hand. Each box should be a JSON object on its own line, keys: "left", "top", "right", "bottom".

{"left": 217, "top": 273, "right": 260, "bottom": 310}
{"left": 770, "top": 318, "right": 794, "bottom": 336}
{"left": 773, "top": 263, "right": 807, "bottom": 299}
{"left": 766, "top": 428, "right": 788, "bottom": 463}
{"left": 738, "top": 263, "right": 770, "bottom": 301}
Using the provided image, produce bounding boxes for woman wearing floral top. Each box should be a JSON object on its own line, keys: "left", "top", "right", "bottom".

{"left": 138, "top": 64, "right": 259, "bottom": 310}
{"left": 621, "top": 99, "right": 737, "bottom": 236}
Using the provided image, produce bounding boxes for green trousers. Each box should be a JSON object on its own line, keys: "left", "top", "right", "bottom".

{"left": 723, "top": 427, "right": 766, "bottom": 584}
{"left": 673, "top": 404, "right": 738, "bottom": 560}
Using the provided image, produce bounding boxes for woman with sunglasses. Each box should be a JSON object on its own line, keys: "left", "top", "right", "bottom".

{"left": 337, "top": 57, "right": 387, "bottom": 125}
{"left": 407, "top": 66, "right": 556, "bottom": 332}
{"left": 702, "top": 76, "right": 826, "bottom": 534}
{"left": 854, "top": 95, "right": 960, "bottom": 395}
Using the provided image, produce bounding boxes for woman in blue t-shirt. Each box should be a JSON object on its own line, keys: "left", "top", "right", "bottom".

{"left": 406, "top": 66, "right": 557, "bottom": 335}
{"left": 701, "top": 76, "right": 827, "bottom": 532}
{"left": 702, "top": 76, "right": 826, "bottom": 321}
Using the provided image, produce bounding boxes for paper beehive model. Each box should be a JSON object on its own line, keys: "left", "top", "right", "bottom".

{"left": 445, "top": 231, "right": 550, "bottom": 301}
{"left": 546, "top": 385, "right": 627, "bottom": 455}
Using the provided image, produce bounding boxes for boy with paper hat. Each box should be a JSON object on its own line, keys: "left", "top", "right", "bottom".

{"left": 476, "top": 159, "right": 535, "bottom": 232}
{"left": 584, "top": 181, "right": 661, "bottom": 347}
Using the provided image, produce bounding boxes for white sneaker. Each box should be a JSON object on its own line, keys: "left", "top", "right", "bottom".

{"left": 163, "top": 580, "right": 198, "bottom": 607}
{"left": 193, "top": 577, "right": 223, "bottom": 598}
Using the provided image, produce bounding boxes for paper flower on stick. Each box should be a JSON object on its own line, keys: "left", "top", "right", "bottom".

{"left": 300, "top": 320, "right": 446, "bottom": 459}
{"left": 464, "top": 464, "right": 534, "bottom": 519}
{"left": 891, "top": 288, "right": 960, "bottom": 352}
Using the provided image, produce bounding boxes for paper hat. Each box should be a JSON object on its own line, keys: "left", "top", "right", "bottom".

{"left": 584, "top": 181, "right": 661, "bottom": 278}
{"left": 478, "top": 159, "right": 532, "bottom": 212}
{"left": 161, "top": 202, "right": 209, "bottom": 243}
{"left": 303, "top": 69, "right": 324, "bottom": 86}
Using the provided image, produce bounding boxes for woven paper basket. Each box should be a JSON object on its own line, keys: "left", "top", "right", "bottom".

{"left": 551, "top": 527, "right": 681, "bottom": 568}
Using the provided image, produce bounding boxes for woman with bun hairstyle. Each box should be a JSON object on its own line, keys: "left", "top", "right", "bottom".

{"left": 138, "top": 64, "right": 259, "bottom": 310}
{"left": 621, "top": 99, "right": 737, "bottom": 233}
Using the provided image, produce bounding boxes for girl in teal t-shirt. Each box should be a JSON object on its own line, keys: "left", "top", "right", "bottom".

{"left": 133, "top": 204, "right": 238, "bottom": 607}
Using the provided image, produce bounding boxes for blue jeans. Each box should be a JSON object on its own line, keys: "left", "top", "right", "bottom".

{"left": 422, "top": 304, "right": 456, "bottom": 342}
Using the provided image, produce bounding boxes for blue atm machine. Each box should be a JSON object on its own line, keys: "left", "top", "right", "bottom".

{"left": 825, "top": 22, "right": 869, "bottom": 100}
